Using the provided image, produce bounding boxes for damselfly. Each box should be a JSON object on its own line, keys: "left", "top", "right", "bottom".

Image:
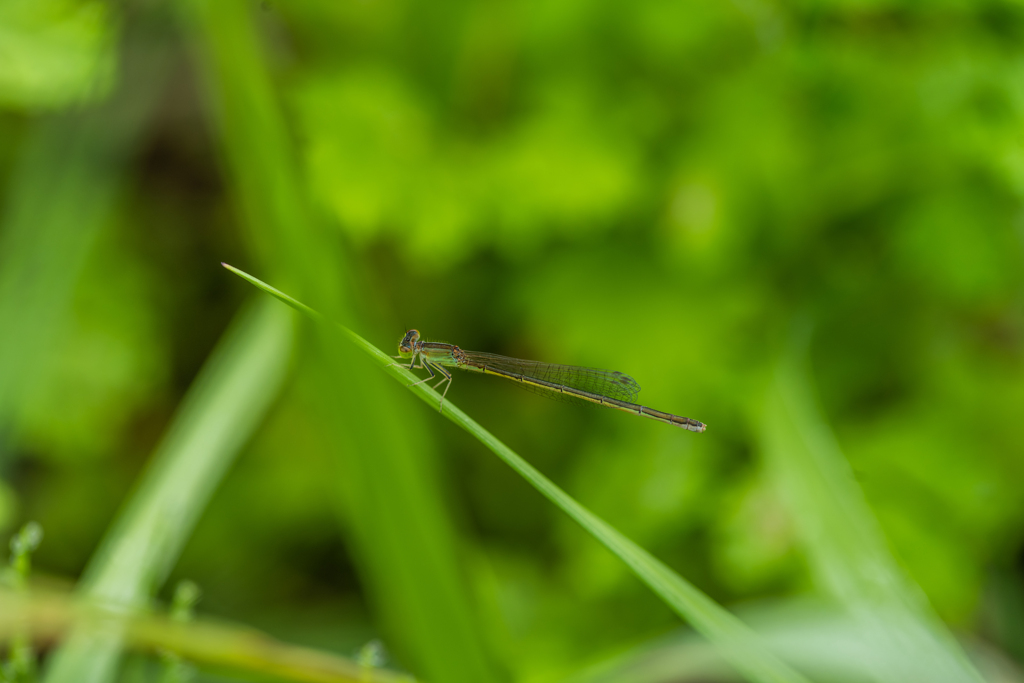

{"left": 394, "top": 329, "right": 705, "bottom": 433}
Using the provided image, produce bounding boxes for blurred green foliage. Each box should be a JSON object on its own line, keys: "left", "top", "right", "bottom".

{"left": 0, "top": 0, "right": 115, "bottom": 109}
{"left": 1, "top": 0, "right": 1024, "bottom": 681}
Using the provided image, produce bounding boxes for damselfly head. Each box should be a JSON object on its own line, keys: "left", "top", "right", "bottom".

{"left": 398, "top": 329, "right": 420, "bottom": 356}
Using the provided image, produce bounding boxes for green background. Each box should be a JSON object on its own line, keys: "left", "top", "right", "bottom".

{"left": 1, "top": 0, "right": 1023, "bottom": 681}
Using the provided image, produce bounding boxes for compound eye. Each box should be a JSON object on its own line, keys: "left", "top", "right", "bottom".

{"left": 398, "top": 329, "right": 420, "bottom": 355}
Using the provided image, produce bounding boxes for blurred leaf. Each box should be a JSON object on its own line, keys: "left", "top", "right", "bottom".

{"left": 0, "top": 4, "right": 170, "bottom": 466}
{"left": 298, "top": 67, "right": 436, "bottom": 242}
{"left": 295, "top": 69, "right": 643, "bottom": 267}
{"left": 761, "top": 329, "right": 986, "bottom": 683}
{"left": 0, "top": 0, "right": 116, "bottom": 109}
{"left": 17, "top": 221, "right": 168, "bottom": 462}
{"left": 2, "top": 586, "right": 416, "bottom": 683}
{"left": 42, "top": 298, "right": 294, "bottom": 683}
{"left": 568, "top": 600, "right": 1024, "bottom": 683}
{"left": 711, "top": 470, "right": 799, "bottom": 595}
{"left": 891, "top": 191, "right": 1018, "bottom": 304}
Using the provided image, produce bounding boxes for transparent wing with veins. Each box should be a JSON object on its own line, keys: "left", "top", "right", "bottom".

{"left": 459, "top": 350, "right": 641, "bottom": 406}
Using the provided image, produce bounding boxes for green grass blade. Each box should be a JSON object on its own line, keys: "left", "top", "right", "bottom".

{"left": 222, "top": 263, "right": 322, "bottom": 321}
{"left": 565, "top": 600, "right": 988, "bottom": 683}
{"left": 3, "top": 587, "right": 415, "bottom": 683}
{"left": 762, "top": 335, "right": 985, "bottom": 683}
{"left": 223, "top": 264, "right": 812, "bottom": 683}
{"left": 42, "top": 298, "right": 294, "bottom": 683}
